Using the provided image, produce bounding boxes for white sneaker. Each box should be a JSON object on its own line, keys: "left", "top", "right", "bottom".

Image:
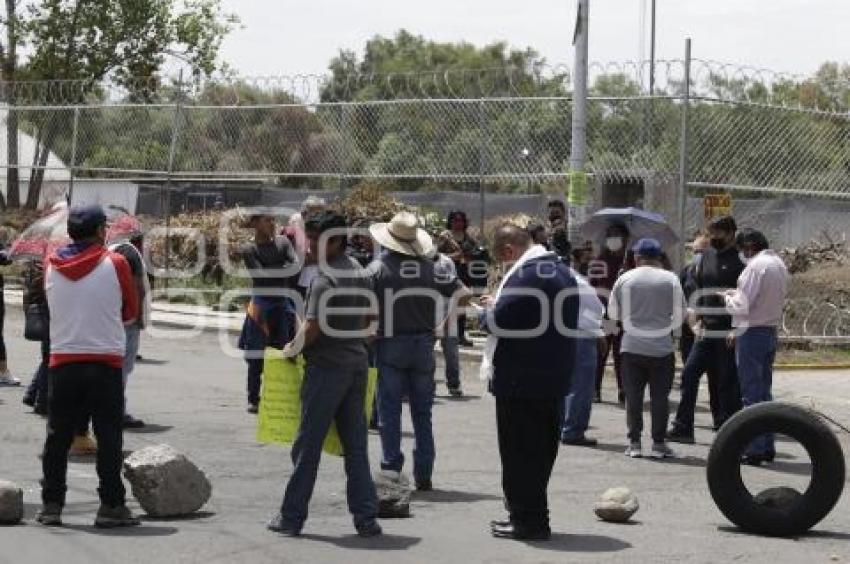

{"left": 0, "top": 372, "right": 20, "bottom": 386}
{"left": 624, "top": 442, "right": 642, "bottom": 458}
{"left": 650, "top": 442, "right": 676, "bottom": 459}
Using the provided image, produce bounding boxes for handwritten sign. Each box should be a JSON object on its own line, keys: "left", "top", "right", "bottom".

{"left": 257, "top": 348, "right": 377, "bottom": 456}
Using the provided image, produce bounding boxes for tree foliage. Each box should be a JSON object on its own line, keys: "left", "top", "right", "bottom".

{"left": 3, "top": 0, "right": 237, "bottom": 208}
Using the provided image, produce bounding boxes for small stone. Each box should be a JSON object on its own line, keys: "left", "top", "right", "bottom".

{"left": 753, "top": 487, "right": 802, "bottom": 511}
{"left": 0, "top": 480, "right": 24, "bottom": 525}
{"left": 374, "top": 470, "right": 411, "bottom": 518}
{"left": 594, "top": 487, "right": 639, "bottom": 523}
{"left": 123, "top": 444, "right": 212, "bottom": 517}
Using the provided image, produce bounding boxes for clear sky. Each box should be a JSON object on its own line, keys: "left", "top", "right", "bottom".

{"left": 216, "top": 0, "right": 848, "bottom": 78}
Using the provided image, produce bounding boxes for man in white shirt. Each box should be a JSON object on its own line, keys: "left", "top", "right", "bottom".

{"left": 723, "top": 228, "right": 789, "bottom": 466}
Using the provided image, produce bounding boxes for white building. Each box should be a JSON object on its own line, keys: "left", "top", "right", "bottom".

{"left": 0, "top": 109, "right": 138, "bottom": 212}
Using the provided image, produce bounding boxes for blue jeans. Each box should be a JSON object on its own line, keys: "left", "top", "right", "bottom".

{"left": 736, "top": 326, "right": 777, "bottom": 456}
{"left": 441, "top": 336, "right": 460, "bottom": 390}
{"left": 562, "top": 338, "right": 598, "bottom": 439}
{"left": 376, "top": 334, "right": 436, "bottom": 482}
{"left": 280, "top": 363, "right": 378, "bottom": 528}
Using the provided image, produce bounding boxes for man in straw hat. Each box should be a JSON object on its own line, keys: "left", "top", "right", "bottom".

{"left": 368, "top": 212, "right": 472, "bottom": 492}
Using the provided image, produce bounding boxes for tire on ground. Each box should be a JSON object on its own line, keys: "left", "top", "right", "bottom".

{"left": 706, "top": 401, "right": 845, "bottom": 537}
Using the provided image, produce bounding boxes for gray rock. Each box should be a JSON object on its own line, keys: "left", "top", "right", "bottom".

{"left": 0, "top": 480, "right": 23, "bottom": 525}
{"left": 754, "top": 487, "right": 802, "bottom": 511}
{"left": 594, "top": 487, "right": 639, "bottom": 523}
{"left": 375, "top": 471, "right": 411, "bottom": 518}
{"left": 123, "top": 444, "right": 212, "bottom": 517}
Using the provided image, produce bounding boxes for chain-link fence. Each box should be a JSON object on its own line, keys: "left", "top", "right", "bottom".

{"left": 1, "top": 59, "right": 849, "bottom": 337}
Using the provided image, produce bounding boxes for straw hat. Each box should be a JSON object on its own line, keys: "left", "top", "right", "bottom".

{"left": 370, "top": 211, "right": 434, "bottom": 257}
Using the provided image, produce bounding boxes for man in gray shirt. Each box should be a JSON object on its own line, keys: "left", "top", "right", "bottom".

{"left": 608, "top": 238, "right": 685, "bottom": 460}
{"left": 269, "top": 211, "right": 381, "bottom": 539}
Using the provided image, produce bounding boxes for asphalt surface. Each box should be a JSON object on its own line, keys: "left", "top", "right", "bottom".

{"left": 1, "top": 306, "right": 849, "bottom": 564}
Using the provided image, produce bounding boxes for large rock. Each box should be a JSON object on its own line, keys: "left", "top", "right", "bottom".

{"left": 123, "top": 444, "right": 212, "bottom": 517}
{"left": 594, "top": 487, "right": 639, "bottom": 523}
{"left": 754, "top": 487, "right": 802, "bottom": 511}
{"left": 0, "top": 480, "right": 23, "bottom": 525}
{"left": 375, "top": 471, "right": 411, "bottom": 518}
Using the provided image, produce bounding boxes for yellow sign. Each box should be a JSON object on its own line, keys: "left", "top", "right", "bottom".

{"left": 568, "top": 170, "right": 589, "bottom": 205}
{"left": 257, "top": 349, "right": 378, "bottom": 456}
{"left": 704, "top": 193, "right": 732, "bottom": 221}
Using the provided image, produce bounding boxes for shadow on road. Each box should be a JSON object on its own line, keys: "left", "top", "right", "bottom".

{"left": 58, "top": 523, "right": 178, "bottom": 537}
{"left": 412, "top": 488, "right": 502, "bottom": 504}
{"left": 136, "top": 358, "right": 169, "bottom": 366}
{"left": 141, "top": 511, "right": 216, "bottom": 522}
{"left": 521, "top": 532, "right": 631, "bottom": 552}
{"left": 718, "top": 525, "right": 850, "bottom": 541}
{"left": 124, "top": 424, "right": 174, "bottom": 434}
{"left": 759, "top": 460, "right": 812, "bottom": 477}
{"left": 300, "top": 533, "right": 421, "bottom": 550}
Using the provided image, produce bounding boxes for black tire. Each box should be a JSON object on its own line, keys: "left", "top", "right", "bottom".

{"left": 706, "top": 401, "right": 845, "bottom": 537}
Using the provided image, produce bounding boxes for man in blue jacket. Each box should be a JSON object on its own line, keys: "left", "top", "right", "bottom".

{"left": 480, "top": 224, "right": 579, "bottom": 541}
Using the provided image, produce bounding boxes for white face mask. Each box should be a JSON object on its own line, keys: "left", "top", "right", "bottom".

{"left": 606, "top": 237, "right": 623, "bottom": 252}
{"left": 739, "top": 251, "right": 750, "bottom": 265}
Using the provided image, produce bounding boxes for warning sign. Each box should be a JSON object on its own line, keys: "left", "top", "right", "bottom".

{"left": 704, "top": 193, "right": 732, "bottom": 221}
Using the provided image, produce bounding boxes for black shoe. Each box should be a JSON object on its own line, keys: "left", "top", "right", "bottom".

{"left": 491, "top": 523, "right": 551, "bottom": 541}
{"left": 247, "top": 403, "right": 259, "bottom": 414}
{"left": 122, "top": 414, "right": 145, "bottom": 429}
{"left": 593, "top": 393, "right": 602, "bottom": 404}
{"left": 741, "top": 454, "right": 769, "bottom": 467}
{"left": 33, "top": 404, "right": 48, "bottom": 416}
{"left": 448, "top": 387, "right": 463, "bottom": 398}
{"left": 356, "top": 519, "right": 383, "bottom": 538}
{"left": 560, "top": 435, "right": 598, "bottom": 447}
{"left": 267, "top": 513, "right": 301, "bottom": 536}
{"left": 415, "top": 479, "right": 433, "bottom": 492}
{"left": 22, "top": 394, "right": 36, "bottom": 408}
{"left": 764, "top": 451, "right": 776, "bottom": 463}
{"left": 666, "top": 425, "right": 695, "bottom": 444}
{"left": 458, "top": 339, "right": 475, "bottom": 348}
{"left": 617, "top": 391, "right": 626, "bottom": 405}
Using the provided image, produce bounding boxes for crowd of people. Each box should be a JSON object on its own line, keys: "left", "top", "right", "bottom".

{"left": 2, "top": 196, "right": 790, "bottom": 540}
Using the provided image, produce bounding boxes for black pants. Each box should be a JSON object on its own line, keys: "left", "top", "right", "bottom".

{"left": 247, "top": 358, "right": 263, "bottom": 406}
{"left": 496, "top": 395, "right": 561, "bottom": 531}
{"left": 621, "top": 353, "right": 675, "bottom": 444}
{"left": 673, "top": 336, "right": 740, "bottom": 432}
{"left": 42, "top": 362, "right": 126, "bottom": 507}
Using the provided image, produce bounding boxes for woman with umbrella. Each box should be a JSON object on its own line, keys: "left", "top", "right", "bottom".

{"left": 582, "top": 208, "right": 679, "bottom": 404}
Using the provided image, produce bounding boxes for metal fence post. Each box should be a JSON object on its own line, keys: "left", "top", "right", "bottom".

{"left": 477, "top": 99, "right": 487, "bottom": 233}
{"left": 67, "top": 106, "right": 80, "bottom": 204}
{"left": 163, "top": 69, "right": 185, "bottom": 289}
{"left": 677, "top": 38, "right": 692, "bottom": 270}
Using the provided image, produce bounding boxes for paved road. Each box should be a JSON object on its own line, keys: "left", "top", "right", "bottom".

{"left": 1, "top": 307, "right": 848, "bottom": 564}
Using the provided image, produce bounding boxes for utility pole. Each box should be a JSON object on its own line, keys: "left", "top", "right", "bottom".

{"left": 568, "top": 0, "right": 589, "bottom": 245}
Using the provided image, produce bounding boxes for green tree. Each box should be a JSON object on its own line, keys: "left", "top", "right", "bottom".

{"left": 2, "top": 0, "right": 237, "bottom": 209}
